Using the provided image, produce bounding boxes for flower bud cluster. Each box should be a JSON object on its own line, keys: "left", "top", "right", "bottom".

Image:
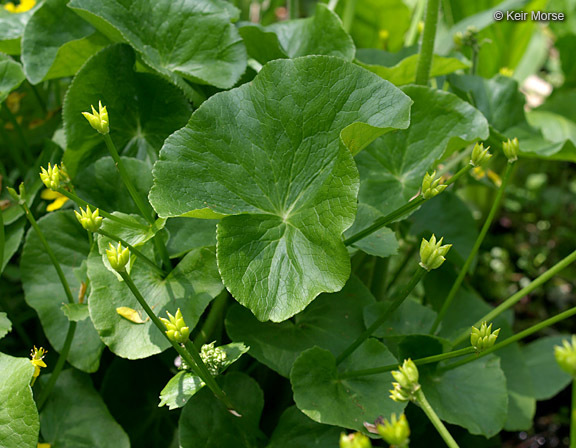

{"left": 389, "top": 359, "right": 420, "bottom": 402}
{"left": 40, "top": 163, "right": 69, "bottom": 191}
{"left": 200, "top": 341, "right": 227, "bottom": 375}
{"left": 376, "top": 413, "right": 410, "bottom": 447}
{"left": 502, "top": 137, "right": 519, "bottom": 163}
{"left": 82, "top": 101, "right": 109, "bottom": 135}
{"left": 339, "top": 432, "right": 372, "bottom": 448}
{"left": 421, "top": 171, "right": 446, "bottom": 199}
{"left": 470, "top": 142, "right": 492, "bottom": 168}
{"left": 74, "top": 205, "right": 103, "bottom": 232}
{"left": 419, "top": 234, "right": 452, "bottom": 271}
{"left": 555, "top": 335, "right": 576, "bottom": 377}
{"left": 160, "top": 308, "right": 190, "bottom": 344}
{"left": 470, "top": 322, "right": 500, "bottom": 352}
{"left": 106, "top": 241, "right": 130, "bottom": 272}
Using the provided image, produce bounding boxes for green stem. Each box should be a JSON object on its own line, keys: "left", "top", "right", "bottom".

{"left": 345, "top": 164, "right": 471, "bottom": 247}
{"left": 20, "top": 202, "right": 74, "bottom": 304}
{"left": 572, "top": 381, "right": 576, "bottom": 448}
{"left": 386, "top": 244, "right": 417, "bottom": 293}
{"left": 405, "top": 0, "right": 426, "bottom": 46}
{"left": 194, "top": 291, "right": 229, "bottom": 348}
{"left": 414, "top": 0, "right": 440, "bottom": 85}
{"left": 119, "top": 272, "right": 236, "bottom": 411}
{"left": 431, "top": 163, "right": 514, "bottom": 333}
{"left": 288, "top": 0, "right": 299, "bottom": 19}
{"left": 97, "top": 230, "right": 165, "bottom": 277}
{"left": 0, "top": 208, "right": 4, "bottom": 272}
{"left": 102, "top": 134, "right": 153, "bottom": 223}
{"left": 414, "top": 388, "right": 460, "bottom": 448}
{"left": 339, "top": 347, "right": 475, "bottom": 379}
{"left": 342, "top": 0, "right": 357, "bottom": 32}
{"left": 451, "top": 248, "right": 576, "bottom": 347}
{"left": 336, "top": 268, "right": 426, "bottom": 364}
{"left": 444, "top": 305, "right": 576, "bottom": 372}
{"left": 345, "top": 197, "right": 425, "bottom": 247}
{"left": 56, "top": 188, "right": 148, "bottom": 230}
{"left": 36, "top": 322, "right": 77, "bottom": 410}
{"left": 370, "top": 256, "right": 389, "bottom": 300}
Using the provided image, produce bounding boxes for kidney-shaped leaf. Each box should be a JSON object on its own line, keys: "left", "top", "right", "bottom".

{"left": 88, "top": 245, "right": 223, "bottom": 359}
{"left": 150, "top": 56, "right": 411, "bottom": 322}
{"left": 68, "top": 0, "right": 246, "bottom": 90}
{"left": 0, "top": 353, "right": 38, "bottom": 448}
{"left": 291, "top": 340, "right": 405, "bottom": 432}
{"left": 357, "top": 85, "right": 489, "bottom": 215}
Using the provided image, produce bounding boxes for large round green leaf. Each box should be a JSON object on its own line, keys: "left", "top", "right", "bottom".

{"left": 68, "top": 0, "right": 246, "bottom": 90}
{"left": 0, "top": 353, "right": 38, "bottom": 448}
{"left": 225, "top": 275, "right": 375, "bottom": 377}
{"left": 39, "top": 370, "right": 130, "bottom": 447}
{"left": 357, "top": 85, "right": 489, "bottom": 215}
{"left": 150, "top": 56, "right": 411, "bottom": 322}
{"left": 62, "top": 44, "right": 192, "bottom": 176}
{"left": 21, "top": 211, "right": 104, "bottom": 373}
{"left": 88, "top": 245, "right": 223, "bottom": 359}
{"left": 291, "top": 340, "right": 404, "bottom": 432}
{"left": 21, "top": 0, "right": 108, "bottom": 84}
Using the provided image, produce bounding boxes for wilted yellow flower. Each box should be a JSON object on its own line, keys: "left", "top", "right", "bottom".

{"left": 41, "top": 189, "right": 70, "bottom": 211}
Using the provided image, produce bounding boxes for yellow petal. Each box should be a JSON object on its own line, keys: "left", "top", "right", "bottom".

{"left": 116, "top": 307, "right": 147, "bottom": 324}
{"left": 46, "top": 195, "right": 69, "bottom": 212}
{"left": 38, "top": 444, "right": 52, "bottom": 448}
{"left": 40, "top": 189, "right": 59, "bottom": 199}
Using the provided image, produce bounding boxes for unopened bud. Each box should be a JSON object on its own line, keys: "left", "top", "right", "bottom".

{"left": 555, "top": 335, "right": 576, "bottom": 377}
{"left": 82, "top": 101, "right": 109, "bottom": 134}
{"left": 106, "top": 241, "right": 130, "bottom": 272}
{"left": 74, "top": 205, "right": 103, "bottom": 232}
{"left": 470, "top": 322, "right": 500, "bottom": 352}
{"left": 470, "top": 142, "right": 492, "bottom": 167}
{"left": 419, "top": 234, "right": 452, "bottom": 271}
{"left": 377, "top": 413, "right": 410, "bottom": 447}
{"left": 502, "top": 137, "right": 519, "bottom": 163}
{"left": 160, "top": 308, "right": 190, "bottom": 344}
{"left": 389, "top": 359, "right": 420, "bottom": 402}
{"left": 339, "top": 432, "right": 372, "bottom": 448}
{"left": 421, "top": 171, "right": 447, "bottom": 199}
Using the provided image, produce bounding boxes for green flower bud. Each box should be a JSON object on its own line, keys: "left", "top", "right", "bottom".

{"left": 82, "top": 101, "right": 109, "bottom": 135}
{"left": 470, "top": 322, "right": 501, "bottom": 352}
{"left": 419, "top": 234, "right": 452, "bottom": 271}
{"left": 470, "top": 142, "right": 492, "bottom": 167}
{"left": 74, "top": 205, "right": 103, "bottom": 232}
{"left": 160, "top": 308, "right": 190, "bottom": 344}
{"left": 40, "top": 163, "right": 61, "bottom": 190}
{"left": 7, "top": 186, "right": 20, "bottom": 202}
{"left": 421, "top": 171, "right": 447, "bottom": 199}
{"left": 389, "top": 359, "right": 420, "bottom": 402}
{"left": 502, "top": 137, "right": 519, "bottom": 163}
{"left": 339, "top": 432, "right": 372, "bottom": 448}
{"left": 106, "top": 241, "right": 130, "bottom": 272}
{"left": 7, "top": 183, "right": 26, "bottom": 204}
{"left": 377, "top": 413, "right": 410, "bottom": 447}
{"left": 200, "top": 341, "right": 227, "bottom": 375}
{"left": 554, "top": 335, "right": 576, "bottom": 377}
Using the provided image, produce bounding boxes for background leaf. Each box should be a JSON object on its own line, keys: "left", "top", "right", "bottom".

{"left": 62, "top": 44, "right": 192, "bottom": 176}
{"left": 0, "top": 53, "right": 25, "bottom": 104}
{"left": 39, "top": 369, "right": 130, "bottom": 448}
{"left": 68, "top": 0, "right": 247, "bottom": 90}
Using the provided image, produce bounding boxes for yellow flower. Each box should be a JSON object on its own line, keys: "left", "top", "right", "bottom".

{"left": 4, "top": 0, "right": 36, "bottom": 13}
{"left": 40, "top": 189, "right": 70, "bottom": 212}
{"left": 37, "top": 444, "right": 52, "bottom": 448}
{"left": 29, "top": 346, "right": 47, "bottom": 383}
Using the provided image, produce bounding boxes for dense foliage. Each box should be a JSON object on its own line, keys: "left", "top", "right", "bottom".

{"left": 1, "top": 0, "right": 576, "bottom": 447}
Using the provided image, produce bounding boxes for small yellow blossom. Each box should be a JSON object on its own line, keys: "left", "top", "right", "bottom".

{"left": 4, "top": 0, "right": 35, "bottom": 13}
{"left": 40, "top": 189, "right": 70, "bottom": 212}
{"left": 30, "top": 346, "right": 47, "bottom": 384}
{"left": 37, "top": 444, "right": 52, "bottom": 448}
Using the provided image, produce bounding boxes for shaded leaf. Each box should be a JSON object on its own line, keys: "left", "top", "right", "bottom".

{"left": 0, "top": 53, "right": 25, "bottom": 104}
{"left": 61, "top": 302, "right": 90, "bottom": 322}
{"left": 39, "top": 370, "right": 129, "bottom": 448}
{"left": 0, "top": 312, "right": 11, "bottom": 340}
{"left": 225, "top": 276, "right": 375, "bottom": 377}
{"left": 291, "top": 341, "right": 404, "bottom": 432}
{"left": 344, "top": 203, "right": 398, "bottom": 258}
